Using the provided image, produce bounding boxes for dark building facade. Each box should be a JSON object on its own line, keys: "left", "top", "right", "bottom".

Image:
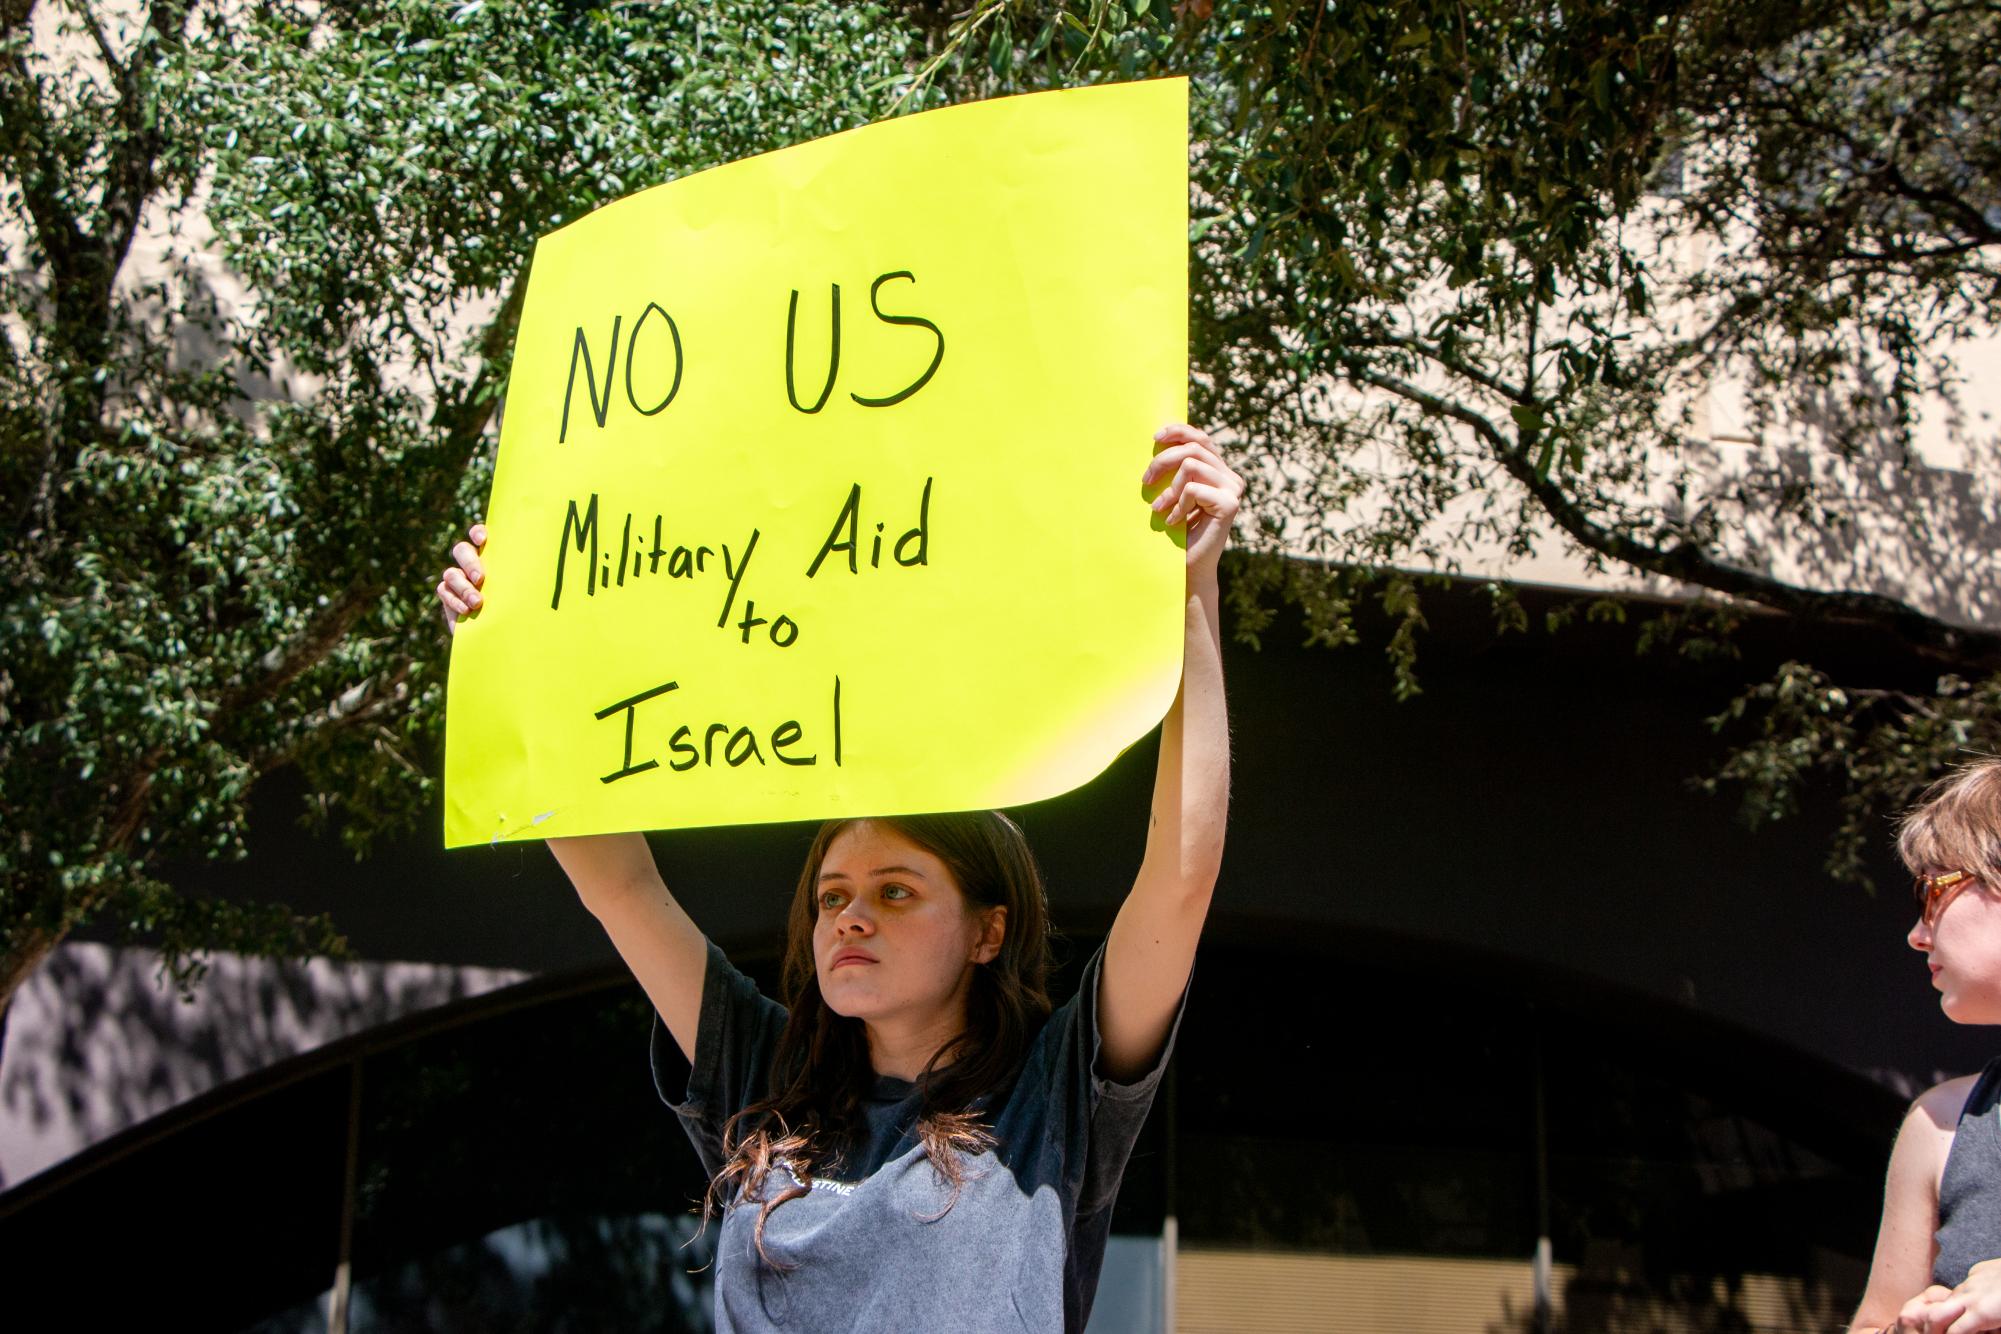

{"left": 0, "top": 577, "right": 1969, "bottom": 1331}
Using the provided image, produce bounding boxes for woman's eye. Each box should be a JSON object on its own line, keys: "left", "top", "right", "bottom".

{"left": 819, "top": 891, "right": 846, "bottom": 911}
{"left": 882, "top": 884, "right": 912, "bottom": 901}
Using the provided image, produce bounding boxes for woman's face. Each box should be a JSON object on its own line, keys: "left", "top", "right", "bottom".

{"left": 1908, "top": 870, "right": 2001, "bottom": 1024}
{"left": 811, "top": 821, "right": 1003, "bottom": 1028}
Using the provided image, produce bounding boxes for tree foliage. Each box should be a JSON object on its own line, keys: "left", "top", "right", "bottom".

{"left": 0, "top": 0, "right": 917, "bottom": 1016}
{"left": 905, "top": 0, "right": 2001, "bottom": 878}
{"left": 5, "top": 0, "right": 1998, "bottom": 1024}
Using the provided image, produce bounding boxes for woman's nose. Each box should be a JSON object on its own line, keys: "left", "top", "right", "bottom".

{"left": 1909, "top": 916, "right": 1931, "bottom": 951}
{"left": 836, "top": 902, "right": 874, "bottom": 935}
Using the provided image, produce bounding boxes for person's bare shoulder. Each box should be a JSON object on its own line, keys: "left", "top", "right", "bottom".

{"left": 1849, "top": 1074, "right": 1987, "bottom": 1331}
{"left": 1916, "top": 1074, "right": 1982, "bottom": 1130}
{"left": 1901, "top": 1073, "right": 1983, "bottom": 1190}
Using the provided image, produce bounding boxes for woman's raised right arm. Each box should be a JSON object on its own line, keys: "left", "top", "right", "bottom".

{"left": 546, "top": 833, "right": 708, "bottom": 1062}
{"left": 438, "top": 525, "right": 709, "bottom": 1061}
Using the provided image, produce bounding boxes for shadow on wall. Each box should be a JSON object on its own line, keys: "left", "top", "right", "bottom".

{"left": 0, "top": 942, "right": 526, "bottom": 1189}
{"left": 1677, "top": 355, "right": 2001, "bottom": 629}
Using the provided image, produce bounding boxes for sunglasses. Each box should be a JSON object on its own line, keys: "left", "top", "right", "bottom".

{"left": 1916, "top": 869, "right": 1978, "bottom": 926}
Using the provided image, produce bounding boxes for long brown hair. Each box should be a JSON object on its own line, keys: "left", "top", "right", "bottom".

{"left": 708, "top": 811, "right": 1054, "bottom": 1265}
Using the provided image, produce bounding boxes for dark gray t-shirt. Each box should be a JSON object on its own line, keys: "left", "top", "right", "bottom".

{"left": 650, "top": 940, "right": 1182, "bottom": 1332}
{"left": 1935, "top": 1057, "right": 2001, "bottom": 1288}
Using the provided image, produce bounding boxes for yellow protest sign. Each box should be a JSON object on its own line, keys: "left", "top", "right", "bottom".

{"left": 444, "top": 79, "right": 1188, "bottom": 846}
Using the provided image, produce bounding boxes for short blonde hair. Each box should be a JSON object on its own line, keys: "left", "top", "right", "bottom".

{"left": 1898, "top": 759, "right": 2001, "bottom": 883}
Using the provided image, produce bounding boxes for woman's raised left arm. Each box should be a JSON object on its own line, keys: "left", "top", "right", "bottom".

{"left": 1098, "top": 423, "right": 1241, "bottom": 1082}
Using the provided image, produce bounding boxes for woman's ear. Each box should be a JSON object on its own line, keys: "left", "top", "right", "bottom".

{"left": 972, "top": 905, "right": 1007, "bottom": 964}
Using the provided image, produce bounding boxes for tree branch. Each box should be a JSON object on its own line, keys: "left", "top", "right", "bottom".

{"left": 1353, "top": 365, "right": 2001, "bottom": 668}
{"left": 96, "top": 0, "right": 196, "bottom": 295}
{"left": 1352, "top": 329, "right": 1535, "bottom": 405}
{"left": 430, "top": 267, "right": 528, "bottom": 451}
{"left": 247, "top": 657, "right": 421, "bottom": 781}
{"left": 0, "top": 2, "right": 88, "bottom": 311}
{"left": 230, "top": 583, "right": 382, "bottom": 718}
{"left": 64, "top": 0, "right": 123, "bottom": 80}
{"left": 1740, "top": 80, "right": 2001, "bottom": 258}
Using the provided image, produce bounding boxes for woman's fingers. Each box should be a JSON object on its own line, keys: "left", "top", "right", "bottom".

{"left": 1166, "top": 480, "right": 1236, "bottom": 530}
{"left": 1153, "top": 421, "right": 1214, "bottom": 451}
{"left": 437, "top": 579, "right": 467, "bottom": 633}
{"left": 444, "top": 566, "right": 482, "bottom": 607}
{"left": 1144, "top": 443, "right": 1227, "bottom": 500}
{"left": 438, "top": 570, "right": 478, "bottom": 612}
{"left": 1902, "top": 1291, "right": 1962, "bottom": 1333}
{"left": 1142, "top": 424, "right": 1245, "bottom": 572}
{"left": 1930, "top": 1303, "right": 1971, "bottom": 1334}
{"left": 452, "top": 538, "right": 485, "bottom": 585}
{"left": 1149, "top": 455, "right": 1203, "bottom": 517}
{"left": 1155, "top": 457, "right": 1244, "bottom": 527}
{"left": 438, "top": 523, "right": 489, "bottom": 633}
{"left": 1144, "top": 432, "right": 1224, "bottom": 484}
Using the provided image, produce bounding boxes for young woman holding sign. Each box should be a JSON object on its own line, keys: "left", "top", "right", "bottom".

{"left": 435, "top": 424, "right": 1240, "bottom": 1332}
{"left": 1853, "top": 762, "right": 2001, "bottom": 1334}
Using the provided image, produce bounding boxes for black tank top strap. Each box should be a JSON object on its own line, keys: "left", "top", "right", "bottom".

{"left": 1934, "top": 1055, "right": 2001, "bottom": 1288}
{"left": 1958, "top": 1056, "right": 2001, "bottom": 1125}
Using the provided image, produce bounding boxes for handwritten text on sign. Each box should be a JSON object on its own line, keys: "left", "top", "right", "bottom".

{"left": 443, "top": 80, "right": 1189, "bottom": 846}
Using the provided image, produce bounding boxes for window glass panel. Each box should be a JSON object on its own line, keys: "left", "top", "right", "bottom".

{"left": 350, "top": 1211, "right": 714, "bottom": 1332}
{"left": 351, "top": 986, "right": 713, "bottom": 1323}
{"left": 1174, "top": 943, "right": 1537, "bottom": 1257}
{"left": 0, "top": 1067, "right": 346, "bottom": 1329}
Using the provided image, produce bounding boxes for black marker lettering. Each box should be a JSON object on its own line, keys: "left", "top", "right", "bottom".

{"left": 703, "top": 722, "right": 730, "bottom": 766}
{"left": 772, "top": 720, "right": 814, "bottom": 765}
{"left": 560, "top": 316, "right": 621, "bottom": 443}
{"left": 616, "top": 511, "right": 632, "bottom": 587}
{"left": 551, "top": 494, "right": 601, "bottom": 610}
{"left": 593, "top": 679, "right": 677, "bottom": 783}
{"left": 807, "top": 484, "right": 861, "bottom": 577}
{"left": 785, "top": 284, "right": 841, "bottom": 414}
{"left": 736, "top": 599, "right": 769, "bottom": 644}
{"left": 833, "top": 675, "right": 843, "bottom": 767}
{"left": 648, "top": 516, "right": 665, "bottom": 574}
{"left": 725, "top": 727, "right": 764, "bottom": 766}
{"left": 624, "top": 302, "right": 683, "bottom": 416}
{"left": 771, "top": 615, "right": 799, "bottom": 648}
{"left": 850, "top": 271, "right": 944, "bottom": 408}
{"left": 697, "top": 545, "right": 714, "bottom": 573}
{"left": 871, "top": 522, "right": 884, "bottom": 568}
{"left": 716, "top": 528, "right": 760, "bottom": 629}
{"left": 669, "top": 547, "right": 695, "bottom": 579}
{"left": 668, "top": 725, "right": 699, "bottom": 772}
{"left": 895, "top": 477, "right": 933, "bottom": 567}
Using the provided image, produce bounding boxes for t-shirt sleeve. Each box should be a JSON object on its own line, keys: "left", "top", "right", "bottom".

{"left": 1059, "top": 941, "right": 1191, "bottom": 1217}
{"left": 648, "top": 938, "right": 788, "bottom": 1178}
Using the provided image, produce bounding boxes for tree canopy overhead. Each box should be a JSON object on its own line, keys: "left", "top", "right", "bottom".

{"left": 4, "top": 0, "right": 1998, "bottom": 1021}
{"left": 0, "top": 0, "right": 918, "bottom": 1018}
{"left": 914, "top": 0, "right": 2001, "bottom": 876}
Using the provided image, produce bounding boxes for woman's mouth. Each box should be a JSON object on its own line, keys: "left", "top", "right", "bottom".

{"left": 831, "top": 949, "right": 877, "bottom": 969}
